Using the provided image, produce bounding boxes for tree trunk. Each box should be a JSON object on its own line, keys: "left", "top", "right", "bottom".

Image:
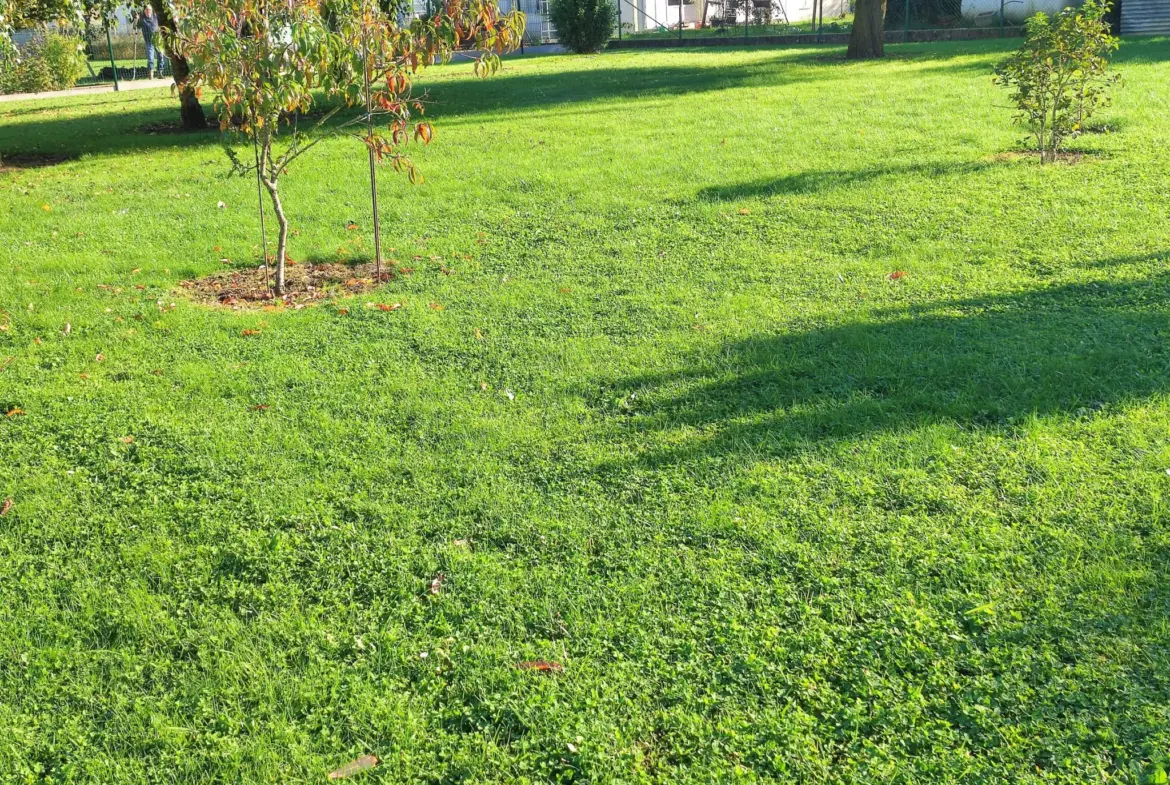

{"left": 847, "top": 0, "right": 885, "bottom": 59}
{"left": 262, "top": 178, "right": 289, "bottom": 295}
{"left": 150, "top": 0, "right": 206, "bottom": 130}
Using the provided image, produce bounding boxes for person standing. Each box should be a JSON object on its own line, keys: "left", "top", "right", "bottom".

{"left": 137, "top": 4, "right": 161, "bottom": 78}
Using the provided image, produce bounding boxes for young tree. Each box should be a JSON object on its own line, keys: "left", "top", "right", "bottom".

{"left": 994, "top": 0, "right": 1119, "bottom": 163}
{"left": 330, "top": 0, "right": 524, "bottom": 280}
{"left": 846, "top": 0, "right": 884, "bottom": 60}
{"left": 170, "top": 0, "right": 343, "bottom": 295}
{"left": 171, "top": 0, "right": 524, "bottom": 296}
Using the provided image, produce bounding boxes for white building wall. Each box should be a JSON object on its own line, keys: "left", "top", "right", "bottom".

{"left": 961, "top": 0, "right": 1082, "bottom": 24}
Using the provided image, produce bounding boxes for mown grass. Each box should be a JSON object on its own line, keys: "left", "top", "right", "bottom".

{"left": 3, "top": 38, "right": 1170, "bottom": 784}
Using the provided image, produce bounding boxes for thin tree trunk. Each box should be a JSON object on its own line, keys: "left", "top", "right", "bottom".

{"left": 846, "top": 0, "right": 885, "bottom": 59}
{"left": 261, "top": 177, "right": 288, "bottom": 295}
{"left": 150, "top": 0, "right": 206, "bottom": 130}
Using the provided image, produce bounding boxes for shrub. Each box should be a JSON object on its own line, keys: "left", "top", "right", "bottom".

{"left": 548, "top": 0, "right": 615, "bottom": 54}
{"left": 994, "top": 0, "right": 1119, "bottom": 163}
{"left": 39, "top": 33, "right": 87, "bottom": 89}
{"left": 0, "top": 32, "right": 87, "bottom": 94}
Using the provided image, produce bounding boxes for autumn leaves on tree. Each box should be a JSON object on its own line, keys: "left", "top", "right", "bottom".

{"left": 168, "top": 0, "right": 525, "bottom": 296}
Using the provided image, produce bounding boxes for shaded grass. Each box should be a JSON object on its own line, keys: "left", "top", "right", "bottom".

{"left": 3, "top": 39, "right": 1170, "bottom": 784}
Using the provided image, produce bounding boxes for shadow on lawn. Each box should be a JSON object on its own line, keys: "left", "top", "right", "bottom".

{"left": 603, "top": 270, "right": 1170, "bottom": 468}
{"left": 0, "top": 57, "right": 824, "bottom": 158}
{"left": 696, "top": 159, "right": 1002, "bottom": 199}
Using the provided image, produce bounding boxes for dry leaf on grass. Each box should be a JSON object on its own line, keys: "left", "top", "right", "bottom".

{"left": 6, "top": 407, "right": 25, "bottom": 417}
{"left": 241, "top": 329, "right": 261, "bottom": 337}
{"left": 0, "top": 498, "right": 11, "bottom": 517}
{"left": 515, "top": 660, "right": 564, "bottom": 673}
{"left": 119, "top": 436, "right": 134, "bottom": 444}
{"left": 888, "top": 270, "right": 907, "bottom": 281}
{"left": 430, "top": 573, "right": 444, "bottom": 595}
{"left": 327, "top": 755, "right": 379, "bottom": 780}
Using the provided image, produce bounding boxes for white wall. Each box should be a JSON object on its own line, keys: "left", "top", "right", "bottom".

{"left": 780, "top": 0, "right": 849, "bottom": 24}
{"left": 961, "top": 0, "right": 1082, "bottom": 25}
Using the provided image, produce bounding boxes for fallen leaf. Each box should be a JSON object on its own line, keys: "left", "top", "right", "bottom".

{"left": 131, "top": 268, "right": 141, "bottom": 274}
{"left": 737, "top": 208, "right": 751, "bottom": 215}
{"left": 452, "top": 538, "right": 469, "bottom": 547}
{"left": 558, "top": 287, "right": 572, "bottom": 293}
{"left": 241, "top": 329, "right": 261, "bottom": 336}
{"left": 504, "top": 388, "right": 515, "bottom": 401}
{"left": 888, "top": 270, "right": 907, "bottom": 281}
{"left": 34, "top": 337, "right": 42, "bottom": 345}
{"left": 337, "top": 307, "right": 350, "bottom": 315}
{"left": 119, "top": 435, "right": 134, "bottom": 444}
{"left": 41, "top": 204, "right": 51, "bottom": 212}
{"left": 80, "top": 373, "right": 89, "bottom": 379}
{"left": 252, "top": 404, "right": 269, "bottom": 411}
{"left": 63, "top": 323, "right": 71, "bottom": 336}
{"left": 429, "top": 573, "right": 444, "bottom": 595}
{"left": 0, "top": 498, "right": 10, "bottom": 516}
{"left": 428, "top": 302, "right": 444, "bottom": 311}
{"left": 5, "top": 408, "right": 23, "bottom": 417}
{"left": 217, "top": 200, "right": 226, "bottom": 209}
{"left": 398, "top": 267, "right": 414, "bottom": 276}
{"left": 474, "top": 329, "right": 483, "bottom": 340}
{"left": 95, "top": 352, "right": 104, "bottom": 362}
{"left": 515, "top": 660, "right": 564, "bottom": 673}
{"left": 327, "top": 755, "right": 379, "bottom": 780}
{"left": 374, "top": 302, "right": 402, "bottom": 312}
{"left": 479, "top": 381, "right": 489, "bottom": 391}
{"left": 346, "top": 221, "right": 358, "bottom": 230}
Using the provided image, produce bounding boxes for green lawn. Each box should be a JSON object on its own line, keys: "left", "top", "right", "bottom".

{"left": 3, "top": 39, "right": 1170, "bottom": 784}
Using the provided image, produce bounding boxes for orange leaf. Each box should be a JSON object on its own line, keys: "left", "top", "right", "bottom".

{"left": 327, "top": 755, "right": 379, "bottom": 780}
{"left": 428, "top": 302, "right": 444, "bottom": 311}
{"left": 737, "top": 208, "right": 751, "bottom": 215}
{"left": 95, "top": 352, "right": 104, "bottom": 362}
{"left": 515, "top": 660, "right": 564, "bottom": 673}
{"left": 252, "top": 404, "right": 269, "bottom": 411}
{"left": 888, "top": 270, "right": 907, "bottom": 280}
{"left": 346, "top": 222, "right": 358, "bottom": 230}
{"left": 241, "top": 329, "right": 261, "bottom": 336}
{"left": 5, "top": 407, "right": 24, "bottom": 417}
{"left": 0, "top": 498, "right": 11, "bottom": 517}
{"left": 337, "top": 308, "right": 350, "bottom": 315}
{"left": 119, "top": 435, "right": 134, "bottom": 444}
{"left": 375, "top": 302, "right": 403, "bottom": 312}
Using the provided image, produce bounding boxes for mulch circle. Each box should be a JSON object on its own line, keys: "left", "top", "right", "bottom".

{"left": 180, "top": 261, "right": 395, "bottom": 308}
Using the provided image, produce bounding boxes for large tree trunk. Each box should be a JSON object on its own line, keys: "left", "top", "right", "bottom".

{"left": 150, "top": 0, "right": 206, "bottom": 130}
{"left": 847, "top": 0, "right": 885, "bottom": 59}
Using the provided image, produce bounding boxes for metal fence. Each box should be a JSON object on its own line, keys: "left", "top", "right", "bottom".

{"left": 5, "top": 0, "right": 1120, "bottom": 96}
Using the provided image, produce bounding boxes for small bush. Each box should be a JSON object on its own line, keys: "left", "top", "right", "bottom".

{"left": 39, "top": 33, "right": 87, "bottom": 90}
{"left": 994, "top": 0, "right": 1119, "bottom": 163}
{"left": 0, "top": 32, "right": 88, "bottom": 95}
{"left": 549, "top": 0, "right": 616, "bottom": 54}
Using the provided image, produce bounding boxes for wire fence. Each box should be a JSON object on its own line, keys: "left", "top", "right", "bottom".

{"left": 5, "top": 0, "right": 1107, "bottom": 97}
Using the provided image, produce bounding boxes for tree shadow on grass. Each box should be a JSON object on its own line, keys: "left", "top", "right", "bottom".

{"left": 0, "top": 54, "right": 847, "bottom": 159}
{"left": 603, "top": 270, "right": 1170, "bottom": 469}
{"left": 695, "top": 159, "right": 1003, "bottom": 199}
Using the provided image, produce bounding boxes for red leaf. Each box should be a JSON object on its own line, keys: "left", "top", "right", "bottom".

{"left": 327, "top": 755, "right": 379, "bottom": 780}
{"left": 888, "top": 270, "right": 907, "bottom": 280}
{"left": 375, "top": 302, "right": 403, "bottom": 312}
{"left": 241, "top": 329, "right": 261, "bottom": 336}
{"left": 515, "top": 660, "right": 564, "bottom": 673}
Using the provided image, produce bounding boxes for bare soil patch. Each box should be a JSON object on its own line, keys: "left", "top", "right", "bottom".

{"left": 180, "top": 261, "right": 401, "bottom": 308}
